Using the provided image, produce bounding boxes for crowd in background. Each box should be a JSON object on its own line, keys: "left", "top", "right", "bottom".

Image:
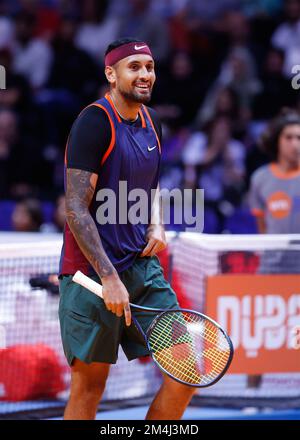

{"left": 0, "top": 0, "right": 300, "bottom": 233}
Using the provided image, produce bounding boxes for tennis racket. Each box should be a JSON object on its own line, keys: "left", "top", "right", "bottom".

{"left": 72, "top": 270, "right": 234, "bottom": 388}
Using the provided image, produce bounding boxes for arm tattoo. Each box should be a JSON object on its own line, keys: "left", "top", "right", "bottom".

{"left": 65, "top": 168, "right": 115, "bottom": 278}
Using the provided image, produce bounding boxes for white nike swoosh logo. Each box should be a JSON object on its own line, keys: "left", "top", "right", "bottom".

{"left": 134, "top": 45, "right": 147, "bottom": 50}
{"left": 148, "top": 145, "right": 157, "bottom": 151}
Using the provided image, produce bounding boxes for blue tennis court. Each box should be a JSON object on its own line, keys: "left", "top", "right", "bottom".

{"left": 46, "top": 405, "right": 300, "bottom": 420}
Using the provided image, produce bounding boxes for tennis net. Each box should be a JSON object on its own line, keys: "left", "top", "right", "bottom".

{"left": 168, "top": 232, "right": 300, "bottom": 409}
{"left": 0, "top": 233, "right": 160, "bottom": 418}
{"left": 0, "top": 231, "right": 299, "bottom": 418}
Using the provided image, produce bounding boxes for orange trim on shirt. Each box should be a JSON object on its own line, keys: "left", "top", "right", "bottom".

{"left": 269, "top": 163, "right": 300, "bottom": 179}
{"left": 91, "top": 103, "right": 116, "bottom": 166}
{"left": 139, "top": 108, "right": 146, "bottom": 128}
{"left": 105, "top": 93, "right": 122, "bottom": 123}
{"left": 142, "top": 105, "right": 161, "bottom": 154}
{"left": 251, "top": 208, "right": 265, "bottom": 217}
{"left": 64, "top": 134, "right": 70, "bottom": 166}
{"left": 65, "top": 102, "right": 116, "bottom": 168}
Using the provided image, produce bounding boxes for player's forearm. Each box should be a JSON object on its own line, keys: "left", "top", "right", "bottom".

{"left": 65, "top": 169, "right": 117, "bottom": 279}
{"left": 66, "top": 203, "right": 116, "bottom": 278}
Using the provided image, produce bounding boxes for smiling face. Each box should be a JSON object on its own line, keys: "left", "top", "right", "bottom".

{"left": 105, "top": 54, "right": 156, "bottom": 104}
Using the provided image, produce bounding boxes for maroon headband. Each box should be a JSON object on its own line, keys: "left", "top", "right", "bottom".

{"left": 105, "top": 42, "right": 153, "bottom": 66}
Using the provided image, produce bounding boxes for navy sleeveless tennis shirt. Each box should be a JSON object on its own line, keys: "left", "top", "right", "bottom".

{"left": 60, "top": 94, "right": 161, "bottom": 275}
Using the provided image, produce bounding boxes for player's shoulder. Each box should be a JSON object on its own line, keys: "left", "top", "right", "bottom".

{"left": 77, "top": 103, "right": 109, "bottom": 121}
{"left": 71, "top": 103, "right": 111, "bottom": 132}
{"left": 251, "top": 164, "right": 272, "bottom": 185}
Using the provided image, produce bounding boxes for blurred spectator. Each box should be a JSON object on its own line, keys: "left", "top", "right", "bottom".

{"left": 37, "top": 14, "right": 101, "bottom": 166}
{"left": 249, "top": 109, "right": 300, "bottom": 233}
{"left": 153, "top": 51, "right": 204, "bottom": 127}
{"left": 11, "top": 11, "right": 53, "bottom": 90}
{"left": 47, "top": 14, "right": 100, "bottom": 104}
{"left": 41, "top": 194, "right": 66, "bottom": 233}
{"left": 0, "top": 109, "right": 19, "bottom": 198}
{"left": 0, "top": 15, "right": 14, "bottom": 49}
{"left": 196, "top": 86, "right": 240, "bottom": 129}
{"left": 159, "top": 124, "right": 190, "bottom": 192}
{"left": 182, "top": 116, "right": 246, "bottom": 231}
{"left": 0, "top": 109, "right": 50, "bottom": 199}
{"left": 13, "top": 0, "right": 62, "bottom": 39}
{"left": 160, "top": 123, "right": 191, "bottom": 166}
{"left": 211, "top": 46, "right": 262, "bottom": 109}
{"left": 167, "top": 4, "right": 193, "bottom": 53}
{"left": 75, "top": 0, "right": 120, "bottom": 62}
{"left": 11, "top": 198, "right": 44, "bottom": 232}
{"left": 0, "top": 48, "right": 31, "bottom": 113}
{"left": 53, "top": 194, "right": 66, "bottom": 232}
{"left": 252, "top": 47, "right": 297, "bottom": 120}
{"left": 31, "top": 3, "right": 61, "bottom": 40}
{"left": 213, "top": 10, "right": 262, "bottom": 72}
{"left": 271, "top": 0, "right": 300, "bottom": 77}
{"left": 221, "top": 10, "right": 251, "bottom": 48}
{"left": 116, "top": 0, "right": 170, "bottom": 64}
{"left": 0, "top": 0, "right": 298, "bottom": 235}
{"left": 0, "top": 47, "right": 40, "bottom": 153}
{"left": 247, "top": 108, "right": 300, "bottom": 388}
{"left": 12, "top": 12, "right": 52, "bottom": 90}
{"left": 196, "top": 28, "right": 262, "bottom": 141}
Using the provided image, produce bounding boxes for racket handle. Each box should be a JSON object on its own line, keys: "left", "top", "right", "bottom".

{"left": 72, "top": 271, "right": 103, "bottom": 298}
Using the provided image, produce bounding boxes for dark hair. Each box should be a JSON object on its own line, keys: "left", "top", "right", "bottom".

{"left": 260, "top": 108, "right": 300, "bottom": 160}
{"left": 19, "top": 198, "right": 44, "bottom": 231}
{"left": 105, "top": 37, "right": 144, "bottom": 56}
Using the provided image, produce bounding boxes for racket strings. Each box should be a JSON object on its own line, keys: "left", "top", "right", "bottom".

{"left": 155, "top": 351, "right": 202, "bottom": 383}
{"left": 151, "top": 346, "right": 202, "bottom": 383}
{"left": 151, "top": 338, "right": 216, "bottom": 384}
{"left": 152, "top": 334, "right": 229, "bottom": 384}
{"left": 152, "top": 324, "right": 228, "bottom": 375}
{"left": 148, "top": 311, "right": 231, "bottom": 385}
{"left": 151, "top": 313, "right": 229, "bottom": 358}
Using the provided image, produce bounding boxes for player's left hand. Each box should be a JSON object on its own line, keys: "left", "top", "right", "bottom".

{"left": 140, "top": 224, "right": 167, "bottom": 257}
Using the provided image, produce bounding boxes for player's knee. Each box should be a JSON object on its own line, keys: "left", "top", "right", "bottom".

{"left": 163, "top": 375, "right": 197, "bottom": 397}
{"left": 70, "top": 370, "right": 109, "bottom": 400}
{"left": 70, "top": 359, "right": 110, "bottom": 395}
{"left": 70, "top": 378, "right": 107, "bottom": 402}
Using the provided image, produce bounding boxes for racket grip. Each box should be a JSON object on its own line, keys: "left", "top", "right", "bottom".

{"left": 72, "top": 271, "right": 103, "bottom": 298}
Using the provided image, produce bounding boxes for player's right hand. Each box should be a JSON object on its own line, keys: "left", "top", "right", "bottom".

{"left": 101, "top": 273, "right": 131, "bottom": 326}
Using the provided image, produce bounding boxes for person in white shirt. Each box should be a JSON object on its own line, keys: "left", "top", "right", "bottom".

{"left": 271, "top": 0, "right": 300, "bottom": 78}
{"left": 12, "top": 12, "right": 52, "bottom": 90}
{"left": 182, "top": 116, "right": 246, "bottom": 231}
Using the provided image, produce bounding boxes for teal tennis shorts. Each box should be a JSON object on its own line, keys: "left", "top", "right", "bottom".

{"left": 58, "top": 256, "right": 179, "bottom": 366}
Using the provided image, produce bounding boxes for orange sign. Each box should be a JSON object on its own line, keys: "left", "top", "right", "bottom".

{"left": 206, "top": 275, "right": 300, "bottom": 374}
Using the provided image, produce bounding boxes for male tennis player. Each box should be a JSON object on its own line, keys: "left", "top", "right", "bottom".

{"left": 58, "top": 38, "right": 195, "bottom": 420}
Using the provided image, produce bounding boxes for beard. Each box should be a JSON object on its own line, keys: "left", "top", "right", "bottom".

{"left": 119, "top": 86, "right": 152, "bottom": 104}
